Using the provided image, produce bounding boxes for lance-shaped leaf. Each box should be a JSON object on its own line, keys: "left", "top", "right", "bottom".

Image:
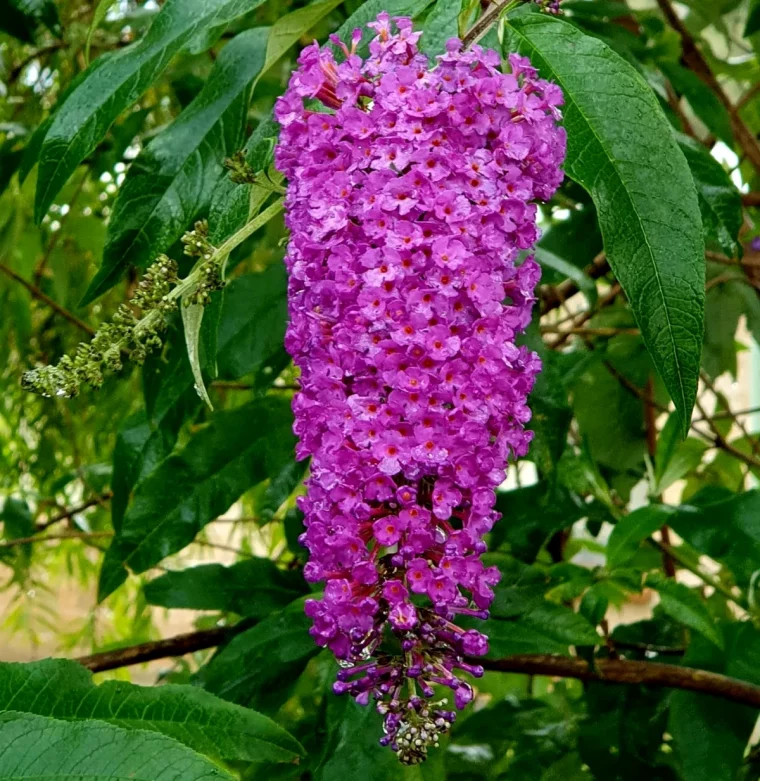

{"left": 0, "top": 711, "right": 235, "bottom": 780}
{"left": 506, "top": 15, "right": 705, "bottom": 436}
{"left": 144, "top": 558, "right": 308, "bottom": 618}
{"left": 98, "top": 397, "right": 298, "bottom": 600}
{"left": 83, "top": 27, "right": 269, "bottom": 304}
{"left": 196, "top": 598, "right": 318, "bottom": 710}
{"left": 0, "top": 659, "right": 304, "bottom": 764}
{"left": 33, "top": 0, "right": 267, "bottom": 225}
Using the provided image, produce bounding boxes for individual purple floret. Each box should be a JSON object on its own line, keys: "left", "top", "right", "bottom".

{"left": 275, "top": 14, "right": 565, "bottom": 764}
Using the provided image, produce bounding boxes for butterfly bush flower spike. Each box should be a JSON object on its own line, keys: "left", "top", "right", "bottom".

{"left": 276, "top": 15, "right": 565, "bottom": 764}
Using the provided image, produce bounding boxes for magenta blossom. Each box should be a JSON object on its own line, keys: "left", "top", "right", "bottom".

{"left": 276, "top": 14, "right": 565, "bottom": 764}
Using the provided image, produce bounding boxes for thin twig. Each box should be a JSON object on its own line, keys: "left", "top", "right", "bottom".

{"left": 738, "top": 83, "right": 760, "bottom": 112}
{"left": 700, "top": 372, "right": 760, "bottom": 460}
{"left": 36, "top": 492, "right": 113, "bottom": 532}
{"left": 705, "top": 251, "right": 760, "bottom": 269}
{"left": 655, "top": 0, "right": 760, "bottom": 175}
{"left": 0, "top": 531, "right": 114, "bottom": 549}
{"left": 9, "top": 43, "right": 65, "bottom": 83}
{"left": 0, "top": 261, "right": 94, "bottom": 336}
{"left": 462, "top": 0, "right": 513, "bottom": 48}
{"left": 541, "top": 324, "right": 637, "bottom": 337}
{"left": 649, "top": 538, "right": 749, "bottom": 611}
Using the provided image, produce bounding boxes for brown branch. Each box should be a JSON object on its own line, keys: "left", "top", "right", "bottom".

{"left": 76, "top": 627, "right": 235, "bottom": 673}
{"left": 539, "top": 253, "right": 610, "bottom": 315}
{"left": 0, "top": 530, "right": 113, "bottom": 550}
{"left": 541, "top": 325, "right": 637, "bottom": 337}
{"left": 36, "top": 492, "right": 112, "bottom": 532}
{"left": 0, "top": 261, "right": 94, "bottom": 336}
{"left": 655, "top": 0, "right": 760, "bottom": 175}
{"left": 738, "top": 82, "right": 760, "bottom": 112}
{"left": 743, "top": 192, "right": 760, "bottom": 208}
{"left": 9, "top": 43, "right": 65, "bottom": 83}
{"left": 700, "top": 372, "right": 760, "bottom": 461}
{"left": 706, "top": 251, "right": 760, "bottom": 269}
{"left": 479, "top": 655, "right": 760, "bottom": 708}
{"left": 703, "top": 405, "right": 760, "bottom": 422}
{"left": 71, "top": 628, "right": 760, "bottom": 710}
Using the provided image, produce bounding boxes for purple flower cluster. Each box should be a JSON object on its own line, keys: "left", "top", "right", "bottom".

{"left": 275, "top": 15, "right": 565, "bottom": 763}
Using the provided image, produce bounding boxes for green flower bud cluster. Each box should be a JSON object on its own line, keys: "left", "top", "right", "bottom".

{"left": 224, "top": 151, "right": 286, "bottom": 194}
{"left": 20, "top": 194, "right": 281, "bottom": 401}
{"left": 182, "top": 220, "right": 225, "bottom": 306}
{"left": 22, "top": 254, "right": 180, "bottom": 399}
{"left": 223, "top": 151, "right": 258, "bottom": 185}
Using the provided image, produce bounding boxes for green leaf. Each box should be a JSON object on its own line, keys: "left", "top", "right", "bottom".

{"left": 579, "top": 683, "right": 671, "bottom": 780}
{"left": 144, "top": 558, "right": 307, "bottom": 618}
{"left": 669, "top": 624, "right": 760, "bottom": 781}
{"left": 607, "top": 505, "right": 675, "bottom": 569}
{"left": 0, "top": 710, "right": 235, "bottom": 780}
{"left": 506, "top": 15, "right": 705, "bottom": 436}
{"left": 181, "top": 300, "right": 213, "bottom": 411}
{"left": 98, "top": 397, "right": 298, "bottom": 600}
{"left": 653, "top": 411, "right": 708, "bottom": 495}
{"left": 139, "top": 265, "right": 289, "bottom": 437}
{"left": 110, "top": 395, "right": 196, "bottom": 532}
{"left": 0, "top": 659, "right": 304, "bottom": 764}
{"left": 83, "top": 28, "right": 269, "bottom": 304}
{"left": 676, "top": 134, "right": 742, "bottom": 258}
{"left": 660, "top": 62, "right": 733, "bottom": 146}
{"left": 558, "top": 446, "right": 617, "bottom": 517}
{"left": 492, "top": 481, "right": 585, "bottom": 561}
{"left": 647, "top": 573, "right": 723, "bottom": 648}
{"left": 0, "top": 497, "right": 35, "bottom": 564}
{"left": 213, "top": 265, "right": 289, "bottom": 380}
{"left": 34, "top": 0, "right": 268, "bottom": 224}
{"left": 420, "top": 0, "right": 462, "bottom": 57}
{"left": 315, "top": 694, "right": 420, "bottom": 781}
{"left": 521, "top": 601, "right": 600, "bottom": 646}
{"left": 670, "top": 489, "right": 760, "bottom": 588}
{"left": 208, "top": 117, "right": 279, "bottom": 243}
{"left": 520, "top": 322, "right": 573, "bottom": 474}
{"left": 196, "top": 598, "right": 318, "bottom": 708}
{"left": 85, "top": 0, "right": 118, "bottom": 65}
{"left": 746, "top": 0, "right": 760, "bottom": 40}
{"left": 481, "top": 603, "right": 599, "bottom": 657}
{"left": 579, "top": 583, "right": 609, "bottom": 626}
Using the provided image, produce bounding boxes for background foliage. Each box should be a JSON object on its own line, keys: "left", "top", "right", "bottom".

{"left": 1, "top": 0, "right": 760, "bottom": 778}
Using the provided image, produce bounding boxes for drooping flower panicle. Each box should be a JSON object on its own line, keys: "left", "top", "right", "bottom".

{"left": 276, "top": 15, "right": 565, "bottom": 763}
